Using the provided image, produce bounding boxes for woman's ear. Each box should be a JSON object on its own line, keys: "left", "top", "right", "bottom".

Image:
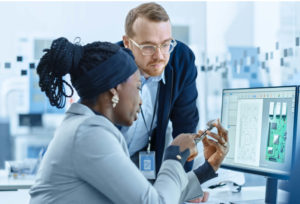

{"left": 110, "top": 85, "right": 123, "bottom": 96}
{"left": 109, "top": 88, "right": 118, "bottom": 96}
{"left": 109, "top": 88, "right": 120, "bottom": 108}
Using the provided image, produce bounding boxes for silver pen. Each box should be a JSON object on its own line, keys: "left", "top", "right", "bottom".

{"left": 194, "top": 119, "right": 217, "bottom": 144}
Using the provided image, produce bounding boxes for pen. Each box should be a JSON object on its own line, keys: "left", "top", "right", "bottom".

{"left": 194, "top": 119, "right": 217, "bottom": 144}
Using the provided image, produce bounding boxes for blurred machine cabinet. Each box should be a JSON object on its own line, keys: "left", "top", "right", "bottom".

{"left": 12, "top": 114, "right": 51, "bottom": 160}
{"left": 0, "top": 118, "right": 12, "bottom": 169}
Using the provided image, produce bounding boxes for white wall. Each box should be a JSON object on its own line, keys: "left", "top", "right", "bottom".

{"left": 206, "top": 2, "right": 254, "bottom": 55}
{"left": 0, "top": 1, "right": 208, "bottom": 127}
{"left": 0, "top": 1, "right": 205, "bottom": 61}
{"left": 203, "top": 2, "right": 255, "bottom": 121}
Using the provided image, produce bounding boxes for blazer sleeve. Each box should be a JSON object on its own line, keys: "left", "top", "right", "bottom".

{"left": 179, "top": 172, "right": 204, "bottom": 202}
{"left": 170, "top": 44, "right": 199, "bottom": 138}
{"left": 72, "top": 124, "right": 189, "bottom": 204}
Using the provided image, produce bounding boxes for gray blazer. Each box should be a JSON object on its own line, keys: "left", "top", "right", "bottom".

{"left": 29, "top": 103, "right": 203, "bottom": 204}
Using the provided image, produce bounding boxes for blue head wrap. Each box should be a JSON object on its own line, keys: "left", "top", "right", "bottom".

{"left": 72, "top": 47, "right": 138, "bottom": 99}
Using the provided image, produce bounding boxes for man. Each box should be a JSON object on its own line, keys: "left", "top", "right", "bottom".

{"left": 119, "top": 2, "right": 199, "bottom": 175}
{"left": 118, "top": 5, "right": 228, "bottom": 202}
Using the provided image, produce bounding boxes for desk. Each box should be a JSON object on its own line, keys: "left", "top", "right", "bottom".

{"left": 0, "top": 184, "right": 290, "bottom": 204}
{"left": 0, "top": 178, "right": 34, "bottom": 191}
{"left": 0, "top": 179, "right": 33, "bottom": 204}
{"left": 202, "top": 186, "right": 289, "bottom": 204}
{"left": 0, "top": 189, "right": 30, "bottom": 203}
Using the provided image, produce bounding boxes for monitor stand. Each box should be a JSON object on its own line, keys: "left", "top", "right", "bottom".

{"left": 265, "top": 177, "right": 278, "bottom": 204}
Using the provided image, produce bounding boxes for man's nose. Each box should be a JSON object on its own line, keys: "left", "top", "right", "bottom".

{"left": 152, "top": 47, "right": 164, "bottom": 60}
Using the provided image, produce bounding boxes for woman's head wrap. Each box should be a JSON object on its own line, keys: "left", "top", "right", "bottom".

{"left": 37, "top": 37, "right": 138, "bottom": 108}
{"left": 72, "top": 47, "right": 138, "bottom": 99}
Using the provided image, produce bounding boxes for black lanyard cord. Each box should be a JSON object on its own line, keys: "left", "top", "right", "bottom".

{"left": 141, "top": 83, "right": 160, "bottom": 153}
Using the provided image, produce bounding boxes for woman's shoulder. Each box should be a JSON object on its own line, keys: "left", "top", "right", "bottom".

{"left": 63, "top": 103, "right": 126, "bottom": 147}
{"left": 66, "top": 103, "right": 119, "bottom": 134}
{"left": 78, "top": 115, "right": 125, "bottom": 144}
{"left": 73, "top": 115, "right": 129, "bottom": 156}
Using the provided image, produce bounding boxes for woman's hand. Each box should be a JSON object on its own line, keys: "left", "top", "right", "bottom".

{"left": 198, "top": 119, "right": 229, "bottom": 171}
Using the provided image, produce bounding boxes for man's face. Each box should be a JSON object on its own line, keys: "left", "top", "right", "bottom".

{"left": 125, "top": 17, "right": 172, "bottom": 78}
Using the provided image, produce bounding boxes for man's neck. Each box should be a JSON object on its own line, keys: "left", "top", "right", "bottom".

{"left": 141, "top": 72, "right": 162, "bottom": 80}
{"left": 141, "top": 72, "right": 151, "bottom": 80}
{"left": 140, "top": 70, "right": 166, "bottom": 85}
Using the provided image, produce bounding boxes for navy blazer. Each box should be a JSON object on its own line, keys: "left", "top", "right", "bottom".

{"left": 118, "top": 40, "right": 199, "bottom": 173}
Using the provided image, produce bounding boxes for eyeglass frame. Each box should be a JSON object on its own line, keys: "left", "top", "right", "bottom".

{"left": 129, "top": 38, "right": 177, "bottom": 56}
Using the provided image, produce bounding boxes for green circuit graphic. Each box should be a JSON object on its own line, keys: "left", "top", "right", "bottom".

{"left": 266, "top": 103, "right": 287, "bottom": 163}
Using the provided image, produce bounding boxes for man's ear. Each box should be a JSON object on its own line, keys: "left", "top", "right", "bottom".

{"left": 123, "top": 35, "right": 130, "bottom": 49}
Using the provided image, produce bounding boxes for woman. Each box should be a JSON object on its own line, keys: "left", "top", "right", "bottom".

{"left": 29, "top": 37, "right": 228, "bottom": 204}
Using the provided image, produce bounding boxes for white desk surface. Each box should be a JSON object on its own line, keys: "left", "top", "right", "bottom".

{"left": 0, "top": 178, "right": 34, "bottom": 190}
{"left": 0, "top": 189, "right": 30, "bottom": 204}
{"left": 201, "top": 185, "right": 289, "bottom": 204}
{"left": 0, "top": 185, "right": 290, "bottom": 204}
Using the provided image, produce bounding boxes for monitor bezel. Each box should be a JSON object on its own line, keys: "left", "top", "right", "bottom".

{"left": 220, "top": 85, "right": 298, "bottom": 180}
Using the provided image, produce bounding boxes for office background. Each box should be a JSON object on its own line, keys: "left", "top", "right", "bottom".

{"left": 0, "top": 0, "right": 300, "bottom": 194}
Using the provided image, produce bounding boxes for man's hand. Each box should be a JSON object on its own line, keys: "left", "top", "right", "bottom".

{"left": 171, "top": 133, "right": 199, "bottom": 162}
{"left": 198, "top": 119, "right": 229, "bottom": 171}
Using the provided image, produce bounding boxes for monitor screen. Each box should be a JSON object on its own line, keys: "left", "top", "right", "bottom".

{"left": 221, "top": 86, "right": 298, "bottom": 179}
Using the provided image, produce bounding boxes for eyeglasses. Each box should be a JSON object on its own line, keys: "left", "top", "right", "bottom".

{"left": 129, "top": 38, "right": 177, "bottom": 56}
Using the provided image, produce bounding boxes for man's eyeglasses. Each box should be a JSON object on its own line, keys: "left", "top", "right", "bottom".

{"left": 129, "top": 38, "right": 177, "bottom": 56}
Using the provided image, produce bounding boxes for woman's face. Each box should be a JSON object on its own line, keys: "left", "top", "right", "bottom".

{"left": 115, "top": 70, "right": 142, "bottom": 126}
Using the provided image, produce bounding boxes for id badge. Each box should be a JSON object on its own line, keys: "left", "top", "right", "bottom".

{"left": 139, "top": 151, "right": 156, "bottom": 179}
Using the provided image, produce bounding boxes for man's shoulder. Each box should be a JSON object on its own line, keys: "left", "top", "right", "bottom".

{"left": 116, "top": 40, "right": 124, "bottom": 47}
{"left": 174, "top": 40, "right": 190, "bottom": 49}
{"left": 172, "top": 40, "right": 194, "bottom": 56}
{"left": 169, "top": 40, "right": 195, "bottom": 66}
{"left": 168, "top": 40, "right": 196, "bottom": 73}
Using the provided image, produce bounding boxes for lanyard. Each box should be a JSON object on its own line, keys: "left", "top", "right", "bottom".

{"left": 141, "top": 83, "right": 160, "bottom": 153}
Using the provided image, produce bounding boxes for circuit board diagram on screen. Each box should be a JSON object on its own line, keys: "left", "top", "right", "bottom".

{"left": 266, "top": 102, "right": 287, "bottom": 163}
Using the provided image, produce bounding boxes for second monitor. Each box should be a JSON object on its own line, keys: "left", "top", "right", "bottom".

{"left": 221, "top": 86, "right": 298, "bottom": 203}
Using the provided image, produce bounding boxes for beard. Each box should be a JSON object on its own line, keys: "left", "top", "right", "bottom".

{"left": 145, "top": 60, "right": 167, "bottom": 76}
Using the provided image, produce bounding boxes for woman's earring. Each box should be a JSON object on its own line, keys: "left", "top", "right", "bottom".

{"left": 112, "top": 94, "right": 119, "bottom": 108}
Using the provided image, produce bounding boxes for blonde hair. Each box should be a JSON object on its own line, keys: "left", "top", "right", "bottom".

{"left": 125, "top": 2, "right": 170, "bottom": 37}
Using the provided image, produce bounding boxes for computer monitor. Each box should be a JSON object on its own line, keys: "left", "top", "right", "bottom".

{"left": 221, "top": 86, "right": 298, "bottom": 203}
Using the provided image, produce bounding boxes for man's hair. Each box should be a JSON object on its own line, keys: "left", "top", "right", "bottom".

{"left": 125, "top": 2, "right": 170, "bottom": 37}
